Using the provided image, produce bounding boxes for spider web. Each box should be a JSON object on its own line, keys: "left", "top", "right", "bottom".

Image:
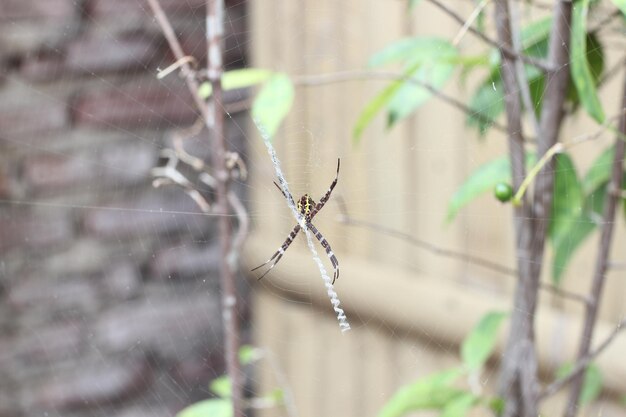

{"left": 1, "top": 1, "right": 625, "bottom": 417}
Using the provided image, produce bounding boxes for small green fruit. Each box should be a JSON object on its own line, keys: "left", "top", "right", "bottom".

{"left": 494, "top": 183, "right": 513, "bottom": 202}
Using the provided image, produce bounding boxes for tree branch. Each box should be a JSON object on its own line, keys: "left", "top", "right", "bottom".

{"left": 563, "top": 66, "right": 626, "bottom": 417}
{"left": 426, "top": 0, "right": 554, "bottom": 72}
{"left": 540, "top": 316, "right": 626, "bottom": 400}
{"left": 294, "top": 70, "right": 509, "bottom": 133}
{"left": 146, "top": 1, "right": 244, "bottom": 416}
{"left": 493, "top": 0, "right": 543, "bottom": 413}
{"left": 335, "top": 198, "right": 590, "bottom": 305}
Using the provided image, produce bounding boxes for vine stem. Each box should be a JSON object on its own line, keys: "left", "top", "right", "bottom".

{"left": 563, "top": 67, "right": 626, "bottom": 417}
{"left": 539, "top": 316, "right": 626, "bottom": 401}
{"left": 512, "top": 142, "right": 564, "bottom": 205}
{"left": 146, "top": 1, "right": 244, "bottom": 416}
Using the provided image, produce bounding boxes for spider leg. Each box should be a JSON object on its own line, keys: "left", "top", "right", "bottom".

{"left": 306, "top": 222, "right": 339, "bottom": 284}
{"left": 251, "top": 224, "right": 301, "bottom": 280}
{"left": 273, "top": 181, "right": 296, "bottom": 207}
{"left": 310, "top": 158, "right": 340, "bottom": 219}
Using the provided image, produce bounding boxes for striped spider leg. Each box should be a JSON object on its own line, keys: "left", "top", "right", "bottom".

{"left": 252, "top": 159, "right": 341, "bottom": 283}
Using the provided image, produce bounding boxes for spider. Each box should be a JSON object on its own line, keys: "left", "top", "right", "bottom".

{"left": 252, "top": 159, "right": 341, "bottom": 283}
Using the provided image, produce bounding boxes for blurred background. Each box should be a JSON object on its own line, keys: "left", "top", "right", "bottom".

{"left": 1, "top": 1, "right": 625, "bottom": 417}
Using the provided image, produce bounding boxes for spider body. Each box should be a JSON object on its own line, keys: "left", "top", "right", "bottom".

{"left": 297, "top": 194, "right": 316, "bottom": 220}
{"left": 252, "top": 159, "right": 341, "bottom": 283}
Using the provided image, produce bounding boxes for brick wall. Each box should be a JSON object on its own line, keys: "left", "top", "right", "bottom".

{"left": 0, "top": 1, "right": 249, "bottom": 416}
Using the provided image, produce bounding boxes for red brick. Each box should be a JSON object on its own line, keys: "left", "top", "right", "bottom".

{"left": 27, "top": 355, "right": 151, "bottom": 411}
{"left": 66, "top": 34, "right": 161, "bottom": 74}
{"left": 0, "top": 0, "right": 76, "bottom": 21}
{"left": 21, "top": 34, "right": 160, "bottom": 81}
{"left": 22, "top": 142, "right": 157, "bottom": 194}
{"left": 7, "top": 274, "right": 99, "bottom": 313}
{"left": 0, "top": 102, "right": 67, "bottom": 137}
{"left": 101, "top": 262, "right": 141, "bottom": 300}
{"left": 149, "top": 243, "right": 220, "bottom": 280}
{"left": 89, "top": 0, "right": 208, "bottom": 19}
{"left": 174, "top": 8, "right": 247, "bottom": 69}
{"left": 0, "top": 210, "right": 73, "bottom": 253}
{"left": 95, "top": 292, "right": 222, "bottom": 358}
{"left": 0, "top": 21, "right": 79, "bottom": 57}
{"left": 19, "top": 50, "right": 65, "bottom": 82}
{"left": 11, "top": 321, "right": 83, "bottom": 365}
{"left": 82, "top": 189, "right": 207, "bottom": 239}
{"left": 72, "top": 83, "right": 198, "bottom": 128}
{"left": 42, "top": 238, "right": 113, "bottom": 276}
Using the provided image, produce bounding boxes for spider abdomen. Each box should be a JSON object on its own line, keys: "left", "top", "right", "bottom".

{"left": 297, "top": 194, "right": 316, "bottom": 219}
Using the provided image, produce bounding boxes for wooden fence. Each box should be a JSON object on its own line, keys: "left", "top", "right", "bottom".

{"left": 245, "top": 1, "right": 626, "bottom": 416}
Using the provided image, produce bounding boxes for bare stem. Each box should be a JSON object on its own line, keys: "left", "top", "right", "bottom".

{"left": 563, "top": 67, "right": 626, "bottom": 417}
{"left": 335, "top": 199, "right": 590, "bottom": 304}
{"left": 294, "top": 70, "right": 508, "bottom": 133}
{"left": 206, "top": 2, "right": 244, "bottom": 416}
{"left": 540, "top": 316, "right": 626, "bottom": 400}
{"left": 494, "top": 0, "right": 540, "bottom": 414}
{"left": 426, "top": 0, "right": 553, "bottom": 72}
{"left": 146, "top": 1, "right": 244, "bottom": 416}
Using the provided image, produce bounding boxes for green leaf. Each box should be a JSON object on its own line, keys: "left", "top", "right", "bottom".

{"left": 252, "top": 73, "right": 294, "bottom": 140}
{"left": 210, "top": 376, "right": 231, "bottom": 398}
{"left": 177, "top": 399, "right": 232, "bottom": 417}
{"left": 556, "top": 363, "right": 603, "bottom": 405}
{"left": 570, "top": 0, "right": 605, "bottom": 123}
{"left": 359, "top": 38, "right": 457, "bottom": 136}
{"left": 467, "top": 17, "right": 551, "bottom": 135}
{"left": 609, "top": 0, "right": 626, "bottom": 15}
{"left": 368, "top": 37, "right": 456, "bottom": 68}
{"left": 488, "top": 397, "right": 505, "bottom": 415}
{"left": 520, "top": 17, "right": 553, "bottom": 50}
{"left": 551, "top": 183, "right": 606, "bottom": 283}
{"left": 582, "top": 146, "right": 613, "bottom": 194}
{"left": 238, "top": 345, "right": 260, "bottom": 365}
{"left": 467, "top": 80, "right": 503, "bottom": 135}
{"left": 387, "top": 62, "right": 456, "bottom": 128}
{"left": 198, "top": 68, "right": 272, "bottom": 99}
{"left": 440, "top": 393, "right": 477, "bottom": 417}
{"left": 461, "top": 311, "right": 507, "bottom": 371}
{"left": 549, "top": 153, "right": 583, "bottom": 242}
{"left": 353, "top": 80, "right": 403, "bottom": 142}
{"left": 447, "top": 153, "right": 536, "bottom": 221}
{"left": 378, "top": 369, "right": 464, "bottom": 417}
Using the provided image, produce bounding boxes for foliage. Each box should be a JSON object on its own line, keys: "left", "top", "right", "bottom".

{"left": 175, "top": 346, "right": 284, "bottom": 417}
{"left": 446, "top": 153, "right": 536, "bottom": 221}
{"left": 252, "top": 73, "right": 295, "bottom": 139}
{"left": 556, "top": 363, "right": 603, "bottom": 405}
{"left": 353, "top": 37, "right": 458, "bottom": 142}
{"left": 198, "top": 68, "right": 295, "bottom": 140}
{"left": 461, "top": 311, "right": 507, "bottom": 371}
{"left": 377, "top": 311, "right": 506, "bottom": 417}
{"left": 447, "top": 148, "right": 625, "bottom": 284}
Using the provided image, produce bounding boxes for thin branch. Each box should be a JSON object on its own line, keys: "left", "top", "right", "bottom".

{"left": 227, "top": 190, "right": 249, "bottom": 273}
{"left": 294, "top": 70, "right": 509, "bottom": 133}
{"left": 453, "top": 0, "right": 491, "bottom": 46}
{"left": 335, "top": 198, "right": 590, "bottom": 305}
{"left": 540, "top": 316, "right": 626, "bottom": 400}
{"left": 493, "top": 0, "right": 542, "bottom": 413}
{"left": 563, "top": 67, "right": 626, "bottom": 417}
{"left": 426, "top": 0, "right": 554, "bottom": 72}
{"left": 146, "top": 1, "right": 244, "bottom": 416}
{"left": 507, "top": 0, "right": 542, "bottom": 138}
